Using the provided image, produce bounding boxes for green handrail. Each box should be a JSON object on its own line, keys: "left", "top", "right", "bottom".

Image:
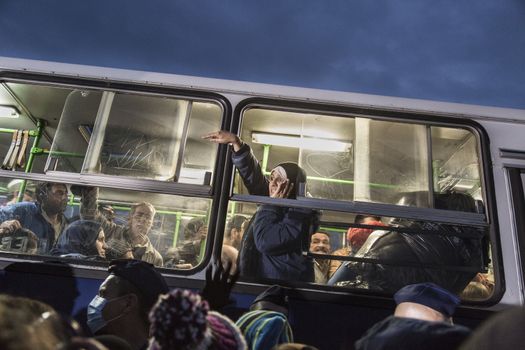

{"left": 17, "top": 120, "right": 45, "bottom": 202}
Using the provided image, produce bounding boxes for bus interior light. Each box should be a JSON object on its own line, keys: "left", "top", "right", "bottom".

{"left": 251, "top": 132, "right": 351, "bottom": 152}
{"left": 0, "top": 105, "right": 20, "bottom": 118}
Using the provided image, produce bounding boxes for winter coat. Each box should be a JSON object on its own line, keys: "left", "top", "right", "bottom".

{"left": 51, "top": 220, "right": 102, "bottom": 258}
{"left": 329, "top": 221, "right": 483, "bottom": 294}
{"left": 233, "top": 143, "right": 316, "bottom": 282}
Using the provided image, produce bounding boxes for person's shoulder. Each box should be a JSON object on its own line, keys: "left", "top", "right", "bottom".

{"left": 2, "top": 201, "right": 38, "bottom": 213}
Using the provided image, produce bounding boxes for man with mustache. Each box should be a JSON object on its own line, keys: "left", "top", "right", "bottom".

{"left": 79, "top": 187, "right": 163, "bottom": 266}
{"left": 310, "top": 232, "right": 332, "bottom": 284}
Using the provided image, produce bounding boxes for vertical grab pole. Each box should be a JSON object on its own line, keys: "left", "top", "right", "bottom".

{"left": 17, "top": 119, "right": 45, "bottom": 202}
{"left": 173, "top": 212, "right": 182, "bottom": 247}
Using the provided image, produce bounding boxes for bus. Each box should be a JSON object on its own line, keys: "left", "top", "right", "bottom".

{"left": 0, "top": 56, "right": 524, "bottom": 349}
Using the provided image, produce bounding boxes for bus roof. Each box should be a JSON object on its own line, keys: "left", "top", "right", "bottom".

{"left": 1, "top": 56, "right": 524, "bottom": 123}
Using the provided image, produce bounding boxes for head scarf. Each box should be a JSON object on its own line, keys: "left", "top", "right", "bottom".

{"left": 271, "top": 162, "right": 307, "bottom": 199}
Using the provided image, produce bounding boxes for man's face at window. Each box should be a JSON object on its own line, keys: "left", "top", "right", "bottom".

{"left": 129, "top": 206, "right": 154, "bottom": 236}
{"left": 231, "top": 220, "right": 247, "bottom": 247}
{"left": 310, "top": 232, "right": 331, "bottom": 254}
{"left": 43, "top": 184, "right": 68, "bottom": 214}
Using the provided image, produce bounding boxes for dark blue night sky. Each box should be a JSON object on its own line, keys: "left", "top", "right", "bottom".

{"left": 0, "top": 0, "right": 524, "bottom": 108}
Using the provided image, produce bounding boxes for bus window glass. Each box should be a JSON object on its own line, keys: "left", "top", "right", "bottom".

{"left": 239, "top": 107, "right": 484, "bottom": 210}
{"left": 0, "top": 82, "right": 223, "bottom": 184}
{"left": 431, "top": 126, "right": 482, "bottom": 207}
{"left": 360, "top": 119, "right": 430, "bottom": 206}
{"left": 0, "top": 176, "right": 211, "bottom": 270}
{"left": 224, "top": 199, "right": 492, "bottom": 299}
{"left": 79, "top": 93, "right": 222, "bottom": 184}
{"left": 46, "top": 89, "right": 103, "bottom": 173}
{"left": 179, "top": 102, "right": 223, "bottom": 185}
{"left": 0, "top": 83, "right": 73, "bottom": 173}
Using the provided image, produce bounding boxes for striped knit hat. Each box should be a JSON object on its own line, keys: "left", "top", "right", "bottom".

{"left": 236, "top": 310, "right": 293, "bottom": 350}
{"left": 148, "top": 289, "right": 246, "bottom": 350}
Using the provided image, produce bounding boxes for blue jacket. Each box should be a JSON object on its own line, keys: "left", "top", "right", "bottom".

{"left": 0, "top": 202, "right": 67, "bottom": 253}
{"left": 232, "top": 143, "right": 316, "bottom": 282}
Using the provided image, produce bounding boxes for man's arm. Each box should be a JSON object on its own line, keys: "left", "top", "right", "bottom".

{"left": 203, "top": 130, "right": 269, "bottom": 196}
{"left": 231, "top": 143, "right": 269, "bottom": 196}
{"left": 80, "top": 187, "right": 121, "bottom": 239}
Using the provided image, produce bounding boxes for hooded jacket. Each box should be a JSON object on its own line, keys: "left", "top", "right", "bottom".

{"left": 51, "top": 219, "right": 103, "bottom": 259}
{"left": 232, "top": 143, "right": 317, "bottom": 282}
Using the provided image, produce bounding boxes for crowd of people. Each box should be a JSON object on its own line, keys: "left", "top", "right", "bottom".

{"left": 0, "top": 129, "right": 501, "bottom": 349}
{"left": 0, "top": 130, "right": 494, "bottom": 290}
{"left": 0, "top": 257, "right": 519, "bottom": 350}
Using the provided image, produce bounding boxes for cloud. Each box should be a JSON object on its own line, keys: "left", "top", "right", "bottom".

{"left": 0, "top": 0, "right": 524, "bottom": 108}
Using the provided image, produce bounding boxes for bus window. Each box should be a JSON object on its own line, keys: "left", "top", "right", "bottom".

{"left": 0, "top": 82, "right": 222, "bottom": 185}
{"left": 50, "top": 90, "right": 222, "bottom": 184}
{"left": 238, "top": 107, "right": 484, "bottom": 211}
{"left": 225, "top": 197, "right": 491, "bottom": 298}
{"left": 230, "top": 105, "right": 492, "bottom": 299}
{"left": 0, "top": 83, "right": 72, "bottom": 174}
{"left": 0, "top": 176, "right": 212, "bottom": 270}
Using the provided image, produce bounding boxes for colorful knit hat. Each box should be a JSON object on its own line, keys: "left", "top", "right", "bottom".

{"left": 236, "top": 310, "right": 293, "bottom": 350}
{"left": 148, "top": 289, "right": 246, "bottom": 350}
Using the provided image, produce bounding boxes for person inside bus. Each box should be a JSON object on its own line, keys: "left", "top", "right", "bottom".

{"left": 347, "top": 215, "right": 385, "bottom": 254}
{"left": 309, "top": 232, "right": 332, "bottom": 284}
{"left": 0, "top": 182, "right": 70, "bottom": 253}
{"left": 328, "top": 215, "right": 385, "bottom": 277}
{"left": 221, "top": 244, "right": 239, "bottom": 274}
{"left": 2, "top": 179, "right": 35, "bottom": 206}
{"left": 203, "top": 130, "right": 319, "bottom": 283}
{"left": 355, "top": 282, "right": 470, "bottom": 350}
{"left": 328, "top": 191, "right": 483, "bottom": 294}
{"left": 51, "top": 220, "right": 108, "bottom": 260}
{"left": 79, "top": 186, "right": 163, "bottom": 266}
{"left": 87, "top": 259, "right": 169, "bottom": 350}
{"left": 224, "top": 214, "right": 248, "bottom": 250}
{"left": 165, "top": 217, "right": 208, "bottom": 268}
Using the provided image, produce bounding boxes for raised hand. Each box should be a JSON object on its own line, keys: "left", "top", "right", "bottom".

{"left": 270, "top": 179, "right": 294, "bottom": 199}
{"left": 202, "top": 130, "right": 243, "bottom": 152}
{"left": 201, "top": 260, "right": 239, "bottom": 311}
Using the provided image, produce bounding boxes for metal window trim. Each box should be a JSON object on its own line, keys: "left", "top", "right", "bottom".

{"left": 0, "top": 170, "right": 213, "bottom": 198}
{"left": 225, "top": 96, "right": 505, "bottom": 306}
{"left": 307, "top": 252, "right": 482, "bottom": 273}
{"left": 231, "top": 193, "right": 488, "bottom": 227}
{"left": 507, "top": 168, "right": 525, "bottom": 296}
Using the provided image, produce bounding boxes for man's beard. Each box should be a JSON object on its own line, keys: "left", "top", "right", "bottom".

{"left": 42, "top": 201, "right": 66, "bottom": 216}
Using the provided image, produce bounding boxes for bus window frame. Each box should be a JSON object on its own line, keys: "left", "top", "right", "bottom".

{"left": 227, "top": 97, "right": 503, "bottom": 305}
{"left": 507, "top": 167, "right": 525, "bottom": 294}
{"left": 0, "top": 71, "right": 233, "bottom": 276}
